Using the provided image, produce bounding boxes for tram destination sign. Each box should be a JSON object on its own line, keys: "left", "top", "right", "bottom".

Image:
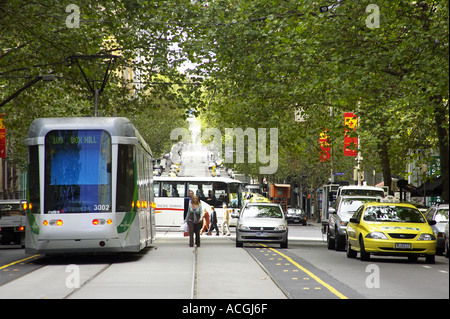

{"left": 50, "top": 134, "right": 99, "bottom": 145}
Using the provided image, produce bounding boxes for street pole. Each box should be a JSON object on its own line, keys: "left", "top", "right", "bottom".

{"left": 330, "top": 106, "right": 334, "bottom": 183}
{"left": 94, "top": 89, "right": 99, "bottom": 117}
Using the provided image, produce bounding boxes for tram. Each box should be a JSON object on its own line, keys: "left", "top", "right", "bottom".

{"left": 153, "top": 176, "right": 242, "bottom": 227}
{"left": 24, "top": 117, "right": 155, "bottom": 254}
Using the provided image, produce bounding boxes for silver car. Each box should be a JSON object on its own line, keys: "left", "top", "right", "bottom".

{"left": 425, "top": 203, "right": 449, "bottom": 255}
{"left": 236, "top": 203, "right": 288, "bottom": 248}
{"left": 327, "top": 196, "right": 380, "bottom": 251}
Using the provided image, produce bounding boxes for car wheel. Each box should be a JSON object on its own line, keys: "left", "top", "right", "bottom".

{"left": 280, "top": 238, "right": 288, "bottom": 249}
{"left": 359, "top": 236, "right": 370, "bottom": 261}
{"left": 408, "top": 255, "right": 419, "bottom": 263}
{"left": 445, "top": 240, "right": 449, "bottom": 258}
{"left": 327, "top": 230, "right": 335, "bottom": 250}
{"left": 335, "top": 230, "right": 346, "bottom": 251}
{"left": 425, "top": 254, "right": 435, "bottom": 264}
{"left": 346, "top": 238, "right": 357, "bottom": 259}
{"left": 236, "top": 238, "right": 243, "bottom": 247}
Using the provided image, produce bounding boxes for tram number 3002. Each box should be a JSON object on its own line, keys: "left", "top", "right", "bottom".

{"left": 93, "top": 205, "right": 110, "bottom": 211}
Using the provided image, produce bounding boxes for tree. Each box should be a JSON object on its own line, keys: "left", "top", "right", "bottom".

{"left": 1, "top": 0, "right": 193, "bottom": 167}
{"left": 181, "top": 0, "right": 449, "bottom": 200}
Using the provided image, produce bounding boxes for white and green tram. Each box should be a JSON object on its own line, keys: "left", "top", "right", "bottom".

{"left": 24, "top": 117, "right": 155, "bottom": 254}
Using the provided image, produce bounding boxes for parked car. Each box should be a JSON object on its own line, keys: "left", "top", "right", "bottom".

{"left": 286, "top": 208, "right": 307, "bottom": 225}
{"left": 0, "top": 200, "right": 27, "bottom": 246}
{"left": 327, "top": 196, "right": 380, "bottom": 251}
{"left": 236, "top": 202, "right": 288, "bottom": 248}
{"left": 346, "top": 202, "right": 436, "bottom": 263}
{"left": 424, "top": 203, "right": 449, "bottom": 255}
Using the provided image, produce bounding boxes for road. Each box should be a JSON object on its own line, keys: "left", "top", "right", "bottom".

{"left": 250, "top": 224, "right": 449, "bottom": 299}
{"left": 0, "top": 143, "right": 448, "bottom": 303}
{"left": 1, "top": 222, "right": 448, "bottom": 301}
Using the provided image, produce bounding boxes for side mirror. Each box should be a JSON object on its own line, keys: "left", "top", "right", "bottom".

{"left": 349, "top": 217, "right": 359, "bottom": 224}
{"left": 328, "top": 207, "right": 336, "bottom": 214}
{"left": 428, "top": 220, "right": 437, "bottom": 226}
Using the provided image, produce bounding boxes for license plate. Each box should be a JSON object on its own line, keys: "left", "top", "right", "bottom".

{"left": 395, "top": 243, "right": 411, "bottom": 250}
{"left": 256, "top": 232, "right": 268, "bottom": 237}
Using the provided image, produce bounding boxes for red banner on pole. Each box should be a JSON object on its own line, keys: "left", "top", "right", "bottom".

{"left": 344, "top": 112, "right": 358, "bottom": 157}
{"left": 0, "top": 114, "right": 6, "bottom": 158}
{"left": 319, "top": 128, "right": 330, "bottom": 162}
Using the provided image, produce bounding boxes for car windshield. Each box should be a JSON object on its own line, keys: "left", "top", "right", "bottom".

{"left": 242, "top": 205, "right": 283, "bottom": 218}
{"left": 435, "top": 208, "right": 449, "bottom": 222}
{"left": 363, "top": 206, "right": 426, "bottom": 223}
{"left": 287, "top": 209, "right": 304, "bottom": 215}
{"left": 340, "top": 198, "right": 376, "bottom": 214}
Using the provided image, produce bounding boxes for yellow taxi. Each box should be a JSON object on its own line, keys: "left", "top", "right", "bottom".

{"left": 249, "top": 194, "right": 271, "bottom": 203}
{"left": 346, "top": 202, "right": 437, "bottom": 263}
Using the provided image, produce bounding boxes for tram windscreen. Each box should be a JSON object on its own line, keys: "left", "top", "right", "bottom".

{"left": 44, "top": 130, "right": 112, "bottom": 213}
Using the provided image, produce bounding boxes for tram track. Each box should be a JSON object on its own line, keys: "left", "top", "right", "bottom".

{"left": 63, "top": 262, "right": 114, "bottom": 299}
{"left": 0, "top": 252, "right": 123, "bottom": 299}
{"left": 157, "top": 226, "right": 199, "bottom": 299}
{"left": 191, "top": 245, "right": 198, "bottom": 299}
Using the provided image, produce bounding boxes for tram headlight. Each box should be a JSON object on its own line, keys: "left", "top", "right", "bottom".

{"left": 92, "top": 219, "right": 109, "bottom": 225}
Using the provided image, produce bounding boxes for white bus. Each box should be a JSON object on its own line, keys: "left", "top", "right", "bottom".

{"left": 336, "top": 185, "right": 386, "bottom": 198}
{"left": 153, "top": 176, "right": 242, "bottom": 227}
{"left": 24, "top": 117, "right": 155, "bottom": 254}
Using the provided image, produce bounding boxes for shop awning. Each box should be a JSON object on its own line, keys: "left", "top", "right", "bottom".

{"left": 411, "top": 176, "right": 442, "bottom": 197}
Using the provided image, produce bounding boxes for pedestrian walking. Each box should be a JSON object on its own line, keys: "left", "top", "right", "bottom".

{"left": 185, "top": 195, "right": 203, "bottom": 247}
{"left": 208, "top": 206, "right": 220, "bottom": 236}
{"left": 200, "top": 208, "right": 210, "bottom": 235}
{"left": 183, "top": 190, "right": 194, "bottom": 221}
{"left": 222, "top": 203, "right": 231, "bottom": 236}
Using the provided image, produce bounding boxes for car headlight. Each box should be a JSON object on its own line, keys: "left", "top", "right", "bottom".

{"left": 418, "top": 233, "right": 436, "bottom": 241}
{"left": 366, "top": 232, "right": 388, "bottom": 240}
{"left": 275, "top": 225, "right": 286, "bottom": 231}
{"left": 238, "top": 225, "right": 250, "bottom": 230}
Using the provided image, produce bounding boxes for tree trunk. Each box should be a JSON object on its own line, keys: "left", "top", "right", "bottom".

{"left": 433, "top": 98, "right": 449, "bottom": 202}
{"left": 378, "top": 140, "right": 392, "bottom": 194}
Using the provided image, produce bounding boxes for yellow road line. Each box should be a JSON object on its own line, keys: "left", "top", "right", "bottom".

{"left": 0, "top": 255, "right": 41, "bottom": 270}
{"left": 260, "top": 244, "right": 348, "bottom": 299}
